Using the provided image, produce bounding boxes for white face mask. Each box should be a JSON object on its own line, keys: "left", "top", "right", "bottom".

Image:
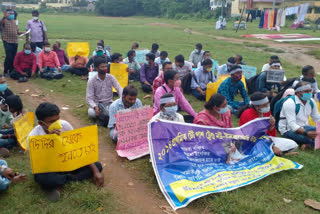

{"left": 44, "top": 47, "right": 51, "bottom": 52}
{"left": 0, "top": 108, "right": 12, "bottom": 116}
{"left": 33, "top": 16, "right": 38, "bottom": 21}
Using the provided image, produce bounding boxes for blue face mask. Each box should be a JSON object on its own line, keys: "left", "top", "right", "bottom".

{"left": 164, "top": 105, "right": 178, "bottom": 115}
{"left": 133, "top": 57, "right": 136, "bottom": 61}
{"left": 24, "top": 49, "right": 31, "bottom": 55}
{"left": 260, "top": 106, "right": 270, "bottom": 113}
{"left": 8, "top": 15, "right": 15, "bottom": 20}
{"left": 217, "top": 106, "right": 229, "bottom": 114}
{"left": 301, "top": 92, "right": 312, "bottom": 101}
{"left": 0, "top": 84, "right": 7, "bottom": 92}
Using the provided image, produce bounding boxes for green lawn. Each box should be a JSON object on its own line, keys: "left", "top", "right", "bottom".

{"left": 1, "top": 13, "right": 320, "bottom": 213}
{"left": 306, "top": 49, "right": 320, "bottom": 60}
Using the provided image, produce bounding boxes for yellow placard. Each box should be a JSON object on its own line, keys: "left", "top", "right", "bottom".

{"left": 309, "top": 100, "right": 320, "bottom": 126}
{"left": 110, "top": 63, "right": 128, "bottom": 92}
{"left": 206, "top": 74, "right": 247, "bottom": 101}
{"left": 13, "top": 112, "right": 34, "bottom": 151}
{"left": 66, "top": 42, "right": 90, "bottom": 57}
{"left": 29, "top": 125, "right": 99, "bottom": 174}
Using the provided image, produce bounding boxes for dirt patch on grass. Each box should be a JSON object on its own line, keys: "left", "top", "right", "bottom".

{"left": 146, "top": 22, "right": 179, "bottom": 28}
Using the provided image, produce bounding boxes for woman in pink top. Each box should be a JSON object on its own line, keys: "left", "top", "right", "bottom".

{"left": 194, "top": 93, "right": 232, "bottom": 128}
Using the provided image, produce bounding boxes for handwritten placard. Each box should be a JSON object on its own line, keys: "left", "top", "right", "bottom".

{"left": 13, "top": 112, "right": 34, "bottom": 151}
{"left": 315, "top": 121, "right": 320, "bottom": 150}
{"left": 29, "top": 125, "right": 98, "bottom": 174}
{"left": 110, "top": 63, "right": 128, "bottom": 92}
{"left": 135, "top": 49, "right": 150, "bottom": 64}
{"left": 266, "top": 70, "right": 285, "bottom": 83}
{"left": 241, "top": 65, "right": 257, "bottom": 80}
{"left": 115, "top": 106, "right": 153, "bottom": 160}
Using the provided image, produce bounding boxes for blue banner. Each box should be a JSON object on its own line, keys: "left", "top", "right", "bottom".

{"left": 148, "top": 118, "right": 302, "bottom": 210}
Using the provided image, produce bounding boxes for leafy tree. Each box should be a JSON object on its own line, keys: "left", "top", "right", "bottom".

{"left": 96, "top": 0, "right": 138, "bottom": 16}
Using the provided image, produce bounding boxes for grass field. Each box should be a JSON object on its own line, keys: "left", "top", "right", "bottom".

{"left": 1, "top": 13, "right": 320, "bottom": 214}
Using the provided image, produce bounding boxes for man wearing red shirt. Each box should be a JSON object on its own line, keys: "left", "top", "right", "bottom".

{"left": 38, "top": 41, "right": 61, "bottom": 73}
{"left": 11, "top": 43, "right": 37, "bottom": 82}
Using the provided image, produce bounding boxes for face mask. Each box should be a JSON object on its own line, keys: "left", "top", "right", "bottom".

{"left": 217, "top": 106, "right": 229, "bottom": 114}
{"left": 48, "top": 119, "right": 62, "bottom": 132}
{"left": 44, "top": 47, "right": 51, "bottom": 52}
{"left": 0, "top": 108, "right": 12, "bottom": 116}
{"left": 0, "top": 83, "right": 7, "bottom": 92}
{"left": 98, "top": 69, "right": 107, "bottom": 75}
{"left": 133, "top": 57, "right": 136, "bottom": 61}
{"left": 301, "top": 92, "right": 312, "bottom": 101}
{"left": 24, "top": 49, "right": 31, "bottom": 55}
{"left": 8, "top": 14, "right": 14, "bottom": 20}
{"left": 96, "top": 51, "right": 104, "bottom": 56}
{"left": 206, "top": 67, "right": 212, "bottom": 72}
{"left": 260, "top": 106, "right": 270, "bottom": 113}
{"left": 164, "top": 105, "right": 178, "bottom": 115}
{"left": 33, "top": 16, "right": 38, "bottom": 21}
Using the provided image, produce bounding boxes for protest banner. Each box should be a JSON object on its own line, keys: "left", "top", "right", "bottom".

{"left": 29, "top": 125, "right": 98, "bottom": 174}
{"left": 135, "top": 49, "right": 149, "bottom": 64}
{"left": 110, "top": 63, "right": 129, "bottom": 92}
{"left": 115, "top": 106, "right": 153, "bottom": 160}
{"left": 13, "top": 112, "right": 34, "bottom": 151}
{"left": 66, "top": 42, "right": 90, "bottom": 57}
{"left": 315, "top": 121, "right": 320, "bottom": 150}
{"left": 241, "top": 65, "right": 257, "bottom": 79}
{"left": 266, "top": 70, "right": 285, "bottom": 83}
{"left": 148, "top": 118, "right": 302, "bottom": 210}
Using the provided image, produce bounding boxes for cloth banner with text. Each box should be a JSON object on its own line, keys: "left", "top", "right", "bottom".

{"left": 29, "top": 125, "right": 98, "bottom": 174}
{"left": 13, "top": 112, "right": 34, "bottom": 151}
{"left": 148, "top": 118, "right": 302, "bottom": 210}
{"left": 110, "top": 63, "right": 128, "bottom": 92}
{"left": 115, "top": 106, "right": 153, "bottom": 160}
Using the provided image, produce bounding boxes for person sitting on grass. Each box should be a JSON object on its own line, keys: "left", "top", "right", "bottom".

{"left": 153, "top": 69, "right": 197, "bottom": 122}
{"left": 68, "top": 51, "right": 89, "bottom": 80}
{"left": 218, "top": 65, "right": 249, "bottom": 114}
{"left": 107, "top": 53, "right": 126, "bottom": 73}
{"left": 0, "top": 95, "right": 23, "bottom": 152}
{"left": 108, "top": 85, "right": 142, "bottom": 141}
{"left": 279, "top": 82, "right": 320, "bottom": 150}
{"left": 172, "top": 55, "right": 193, "bottom": 80}
{"left": 238, "top": 92, "right": 298, "bottom": 155}
{"left": 28, "top": 102, "right": 104, "bottom": 202}
{"left": 256, "top": 60, "right": 283, "bottom": 93}
{"left": 193, "top": 93, "right": 232, "bottom": 128}
{"left": 292, "top": 65, "right": 320, "bottom": 94}
{"left": 140, "top": 53, "right": 159, "bottom": 93}
{"left": 191, "top": 58, "right": 216, "bottom": 101}
{"left": 150, "top": 43, "right": 160, "bottom": 58}
{"left": 189, "top": 43, "right": 204, "bottom": 68}
{"left": 155, "top": 51, "right": 170, "bottom": 71}
{"left": 261, "top": 55, "right": 282, "bottom": 72}
{"left": 86, "top": 57, "right": 123, "bottom": 127}
{"left": 11, "top": 43, "right": 37, "bottom": 82}
{"left": 0, "top": 75, "right": 14, "bottom": 100}
{"left": 0, "top": 159, "right": 26, "bottom": 191}
{"left": 151, "top": 93, "right": 184, "bottom": 122}
{"left": 217, "top": 57, "right": 236, "bottom": 77}
{"left": 31, "top": 42, "right": 42, "bottom": 64}
{"left": 123, "top": 50, "right": 140, "bottom": 82}
{"left": 52, "top": 41, "right": 69, "bottom": 72}
{"left": 86, "top": 46, "right": 109, "bottom": 72}
{"left": 38, "top": 41, "right": 61, "bottom": 74}
{"left": 131, "top": 42, "right": 139, "bottom": 50}
{"left": 153, "top": 62, "right": 177, "bottom": 97}
{"left": 235, "top": 54, "right": 246, "bottom": 65}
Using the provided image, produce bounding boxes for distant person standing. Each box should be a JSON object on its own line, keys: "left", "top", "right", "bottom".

{"left": 26, "top": 10, "right": 48, "bottom": 49}
{"left": 0, "top": 9, "right": 21, "bottom": 77}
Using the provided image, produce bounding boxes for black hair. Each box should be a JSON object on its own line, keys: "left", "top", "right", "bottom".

{"left": 146, "top": 53, "right": 155, "bottom": 61}
{"left": 229, "top": 65, "right": 242, "bottom": 73}
{"left": 160, "top": 93, "right": 175, "bottom": 109}
{"left": 123, "top": 85, "right": 138, "bottom": 97}
{"left": 302, "top": 65, "right": 314, "bottom": 75}
{"left": 132, "top": 42, "right": 139, "bottom": 48}
{"left": 111, "top": 53, "right": 122, "bottom": 62}
{"left": 236, "top": 54, "right": 243, "bottom": 61}
{"left": 43, "top": 41, "right": 50, "bottom": 46}
{"left": 270, "top": 59, "right": 281, "bottom": 66}
{"left": 164, "top": 69, "right": 178, "bottom": 84}
{"left": 98, "top": 40, "right": 104, "bottom": 45}
{"left": 203, "top": 51, "right": 210, "bottom": 56}
{"left": 237, "top": 92, "right": 267, "bottom": 118}
{"left": 127, "top": 50, "right": 135, "bottom": 58}
{"left": 23, "top": 43, "right": 30, "bottom": 49}
{"left": 151, "top": 43, "right": 159, "bottom": 51}
{"left": 35, "top": 102, "right": 60, "bottom": 121}
{"left": 32, "top": 10, "right": 39, "bottom": 15}
{"left": 203, "top": 58, "right": 213, "bottom": 66}
{"left": 93, "top": 56, "right": 107, "bottom": 68}
{"left": 14, "top": 10, "right": 18, "bottom": 19}
{"left": 204, "top": 93, "right": 226, "bottom": 110}
{"left": 294, "top": 81, "right": 310, "bottom": 91}
{"left": 55, "top": 41, "right": 61, "bottom": 48}
{"left": 175, "top": 55, "right": 184, "bottom": 63}
{"left": 162, "top": 61, "right": 172, "bottom": 69}
{"left": 160, "top": 51, "right": 168, "bottom": 58}
{"left": 301, "top": 77, "right": 315, "bottom": 83}
{"left": 270, "top": 55, "right": 279, "bottom": 60}
{"left": 196, "top": 43, "right": 202, "bottom": 49}
{"left": 227, "top": 57, "right": 236, "bottom": 64}
{"left": 5, "top": 95, "right": 23, "bottom": 113}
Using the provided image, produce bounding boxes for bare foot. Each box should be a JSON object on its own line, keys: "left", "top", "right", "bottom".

{"left": 143, "top": 95, "right": 152, "bottom": 99}
{"left": 300, "top": 144, "right": 311, "bottom": 151}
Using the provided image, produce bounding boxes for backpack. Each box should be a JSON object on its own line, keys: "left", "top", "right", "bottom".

{"left": 40, "top": 68, "right": 64, "bottom": 80}
{"left": 273, "top": 95, "right": 314, "bottom": 130}
{"left": 246, "top": 74, "right": 260, "bottom": 95}
{"left": 181, "top": 70, "right": 213, "bottom": 94}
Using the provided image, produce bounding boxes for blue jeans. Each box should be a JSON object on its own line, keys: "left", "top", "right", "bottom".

{"left": 61, "top": 65, "right": 70, "bottom": 72}
{"left": 0, "top": 129, "right": 17, "bottom": 149}
{"left": 256, "top": 71, "right": 281, "bottom": 93}
{"left": 129, "top": 70, "right": 140, "bottom": 81}
{"left": 191, "top": 89, "right": 206, "bottom": 101}
{"left": 0, "top": 160, "right": 10, "bottom": 191}
{"left": 228, "top": 102, "right": 245, "bottom": 114}
{"left": 109, "top": 127, "right": 118, "bottom": 142}
{"left": 283, "top": 126, "right": 316, "bottom": 146}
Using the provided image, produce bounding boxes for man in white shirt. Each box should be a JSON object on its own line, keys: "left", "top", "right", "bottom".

{"left": 217, "top": 57, "right": 236, "bottom": 77}
{"left": 279, "top": 82, "right": 320, "bottom": 150}
{"left": 292, "top": 65, "right": 320, "bottom": 93}
{"left": 261, "top": 55, "right": 282, "bottom": 72}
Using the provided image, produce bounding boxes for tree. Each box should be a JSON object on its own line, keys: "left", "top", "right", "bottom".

{"left": 141, "top": 0, "right": 161, "bottom": 16}
{"left": 96, "top": 0, "right": 138, "bottom": 16}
